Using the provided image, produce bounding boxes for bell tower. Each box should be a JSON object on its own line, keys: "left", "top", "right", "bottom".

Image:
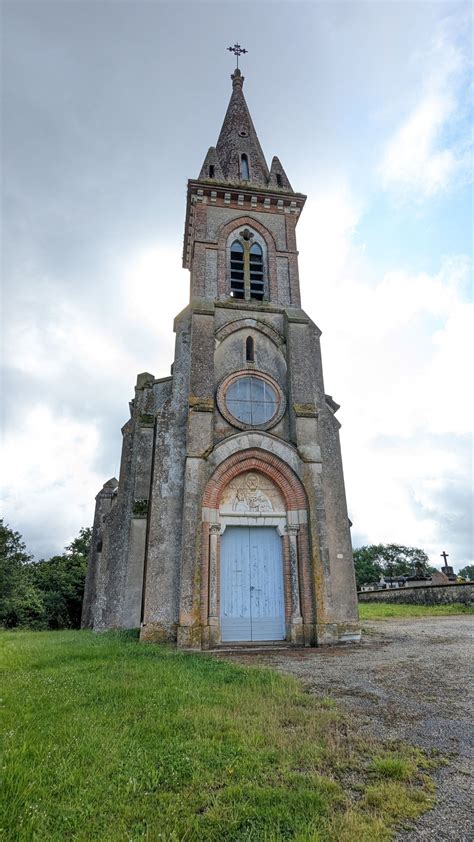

{"left": 82, "top": 56, "right": 361, "bottom": 649}
{"left": 184, "top": 66, "right": 305, "bottom": 309}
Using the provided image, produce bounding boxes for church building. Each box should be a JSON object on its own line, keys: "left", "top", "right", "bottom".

{"left": 82, "top": 60, "right": 360, "bottom": 648}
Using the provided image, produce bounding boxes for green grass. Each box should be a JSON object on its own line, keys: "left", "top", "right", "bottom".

{"left": 1, "top": 631, "right": 435, "bottom": 841}
{"left": 359, "top": 602, "right": 474, "bottom": 620}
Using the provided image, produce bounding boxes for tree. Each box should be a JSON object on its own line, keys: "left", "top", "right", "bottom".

{"left": 458, "top": 564, "right": 474, "bottom": 581}
{"left": 353, "top": 544, "right": 433, "bottom": 588}
{"left": 66, "top": 527, "right": 92, "bottom": 560}
{"left": 0, "top": 523, "right": 92, "bottom": 630}
{"left": 0, "top": 519, "right": 45, "bottom": 627}
{"left": 352, "top": 547, "right": 383, "bottom": 588}
{"left": 31, "top": 527, "right": 92, "bottom": 629}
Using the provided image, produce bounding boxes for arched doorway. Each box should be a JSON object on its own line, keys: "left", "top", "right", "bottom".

{"left": 220, "top": 472, "right": 286, "bottom": 641}
{"left": 201, "top": 450, "right": 314, "bottom": 647}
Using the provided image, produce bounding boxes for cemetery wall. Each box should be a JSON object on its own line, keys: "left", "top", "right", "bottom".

{"left": 358, "top": 583, "right": 474, "bottom": 606}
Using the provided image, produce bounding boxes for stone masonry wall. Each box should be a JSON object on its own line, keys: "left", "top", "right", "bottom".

{"left": 358, "top": 583, "right": 474, "bottom": 605}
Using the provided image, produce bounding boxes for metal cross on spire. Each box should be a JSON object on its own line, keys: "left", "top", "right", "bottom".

{"left": 441, "top": 551, "right": 449, "bottom": 564}
{"left": 227, "top": 43, "right": 248, "bottom": 69}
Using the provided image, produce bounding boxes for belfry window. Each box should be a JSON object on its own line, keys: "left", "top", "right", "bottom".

{"left": 230, "top": 241, "right": 245, "bottom": 298}
{"left": 240, "top": 154, "right": 250, "bottom": 180}
{"left": 249, "top": 244, "right": 264, "bottom": 300}
{"left": 229, "top": 229, "right": 266, "bottom": 302}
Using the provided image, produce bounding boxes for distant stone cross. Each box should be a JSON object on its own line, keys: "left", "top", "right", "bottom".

{"left": 227, "top": 43, "right": 248, "bottom": 69}
{"left": 441, "top": 551, "right": 449, "bottom": 564}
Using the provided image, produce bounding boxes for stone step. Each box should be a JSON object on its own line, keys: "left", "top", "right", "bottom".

{"left": 211, "top": 641, "right": 295, "bottom": 654}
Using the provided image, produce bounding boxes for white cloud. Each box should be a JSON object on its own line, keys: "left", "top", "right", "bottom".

{"left": 296, "top": 181, "right": 364, "bottom": 286}
{"left": 3, "top": 243, "right": 188, "bottom": 396}
{"left": 119, "top": 244, "right": 188, "bottom": 363}
{"left": 0, "top": 243, "right": 189, "bottom": 558}
{"left": 423, "top": 301, "right": 474, "bottom": 434}
{"left": 0, "top": 406, "right": 103, "bottom": 558}
{"left": 298, "top": 180, "right": 472, "bottom": 568}
{"left": 345, "top": 430, "right": 472, "bottom": 569}
{"left": 3, "top": 274, "right": 139, "bottom": 384}
{"left": 378, "top": 26, "right": 470, "bottom": 199}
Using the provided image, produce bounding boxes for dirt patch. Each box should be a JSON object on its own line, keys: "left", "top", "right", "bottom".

{"left": 223, "top": 616, "right": 474, "bottom": 841}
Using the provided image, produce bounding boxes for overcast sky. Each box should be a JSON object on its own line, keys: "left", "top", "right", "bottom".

{"left": 1, "top": 0, "right": 472, "bottom": 571}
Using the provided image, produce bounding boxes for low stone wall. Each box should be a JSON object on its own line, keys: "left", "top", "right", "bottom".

{"left": 358, "top": 582, "right": 474, "bottom": 606}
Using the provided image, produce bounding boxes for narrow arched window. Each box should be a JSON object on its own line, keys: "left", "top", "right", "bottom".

{"left": 209, "top": 164, "right": 215, "bottom": 178}
{"left": 246, "top": 336, "right": 255, "bottom": 362}
{"left": 240, "top": 154, "right": 250, "bottom": 180}
{"left": 249, "top": 243, "right": 264, "bottom": 300}
{"left": 230, "top": 241, "right": 245, "bottom": 298}
{"left": 276, "top": 173, "right": 283, "bottom": 187}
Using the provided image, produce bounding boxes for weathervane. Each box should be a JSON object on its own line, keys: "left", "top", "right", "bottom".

{"left": 227, "top": 43, "right": 248, "bottom": 69}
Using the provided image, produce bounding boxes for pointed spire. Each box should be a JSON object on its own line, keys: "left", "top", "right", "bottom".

{"left": 268, "top": 156, "right": 293, "bottom": 192}
{"left": 196, "top": 66, "right": 296, "bottom": 193}
{"left": 212, "top": 69, "right": 269, "bottom": 186}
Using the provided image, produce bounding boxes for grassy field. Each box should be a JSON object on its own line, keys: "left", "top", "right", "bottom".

{"left": 1, "top": 631, "right": 435, "bottom": 841}
{"left": 358, "top": 602, "right": 474, "bottom": 620}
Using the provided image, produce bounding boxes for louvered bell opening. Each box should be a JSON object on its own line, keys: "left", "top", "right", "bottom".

{"left": 249, "top": 245, "right": 264, "bottom": 301}
{"left": 230, "top": 242, "right": 245, "bottom": 299}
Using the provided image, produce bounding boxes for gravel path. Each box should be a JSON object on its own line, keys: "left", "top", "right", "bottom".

{"left": 223, "top": 616, "right": 474, "bottom": 840}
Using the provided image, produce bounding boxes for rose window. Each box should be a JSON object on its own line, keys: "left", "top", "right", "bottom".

{"left": 217, "top": 372, "right": 285, "bottom": 430}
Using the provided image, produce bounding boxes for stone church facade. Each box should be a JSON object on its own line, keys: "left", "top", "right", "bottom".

{"left": 82, "top": 68, "right": 360, "bottom": 648}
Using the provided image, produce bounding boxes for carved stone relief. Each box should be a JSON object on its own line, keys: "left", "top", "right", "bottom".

{"left": 219, "top": 471, "right": 286, "bottom": 514}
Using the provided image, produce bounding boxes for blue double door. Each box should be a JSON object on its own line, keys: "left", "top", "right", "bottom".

{"left": 220, "top": 526, "right": 285, "bottom": 642}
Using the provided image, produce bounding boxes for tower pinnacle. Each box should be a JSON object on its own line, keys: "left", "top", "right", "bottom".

{"left": 231, "top": 68, "right": 244, "bottom": 89}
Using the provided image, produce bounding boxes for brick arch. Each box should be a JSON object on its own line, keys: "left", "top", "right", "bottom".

{"left": 202, "top": 448, "right": 307, "bottom": 512}
{"left": 216, "top": 215, "right": 278, "bottom": 252}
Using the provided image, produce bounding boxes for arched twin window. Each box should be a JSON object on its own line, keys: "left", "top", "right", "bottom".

{"left": 230, "top": 236, "right": 265, "bottom": 301}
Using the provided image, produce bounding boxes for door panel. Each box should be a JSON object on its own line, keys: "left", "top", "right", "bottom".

{"left": 249, "top": 528, "right": 285, "bottom": 641}
{"left": 220, "top": 526, "right": 252, "bottom": 641}
{"left": 220, "top": 526, "right": 285, "bottom": 642}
